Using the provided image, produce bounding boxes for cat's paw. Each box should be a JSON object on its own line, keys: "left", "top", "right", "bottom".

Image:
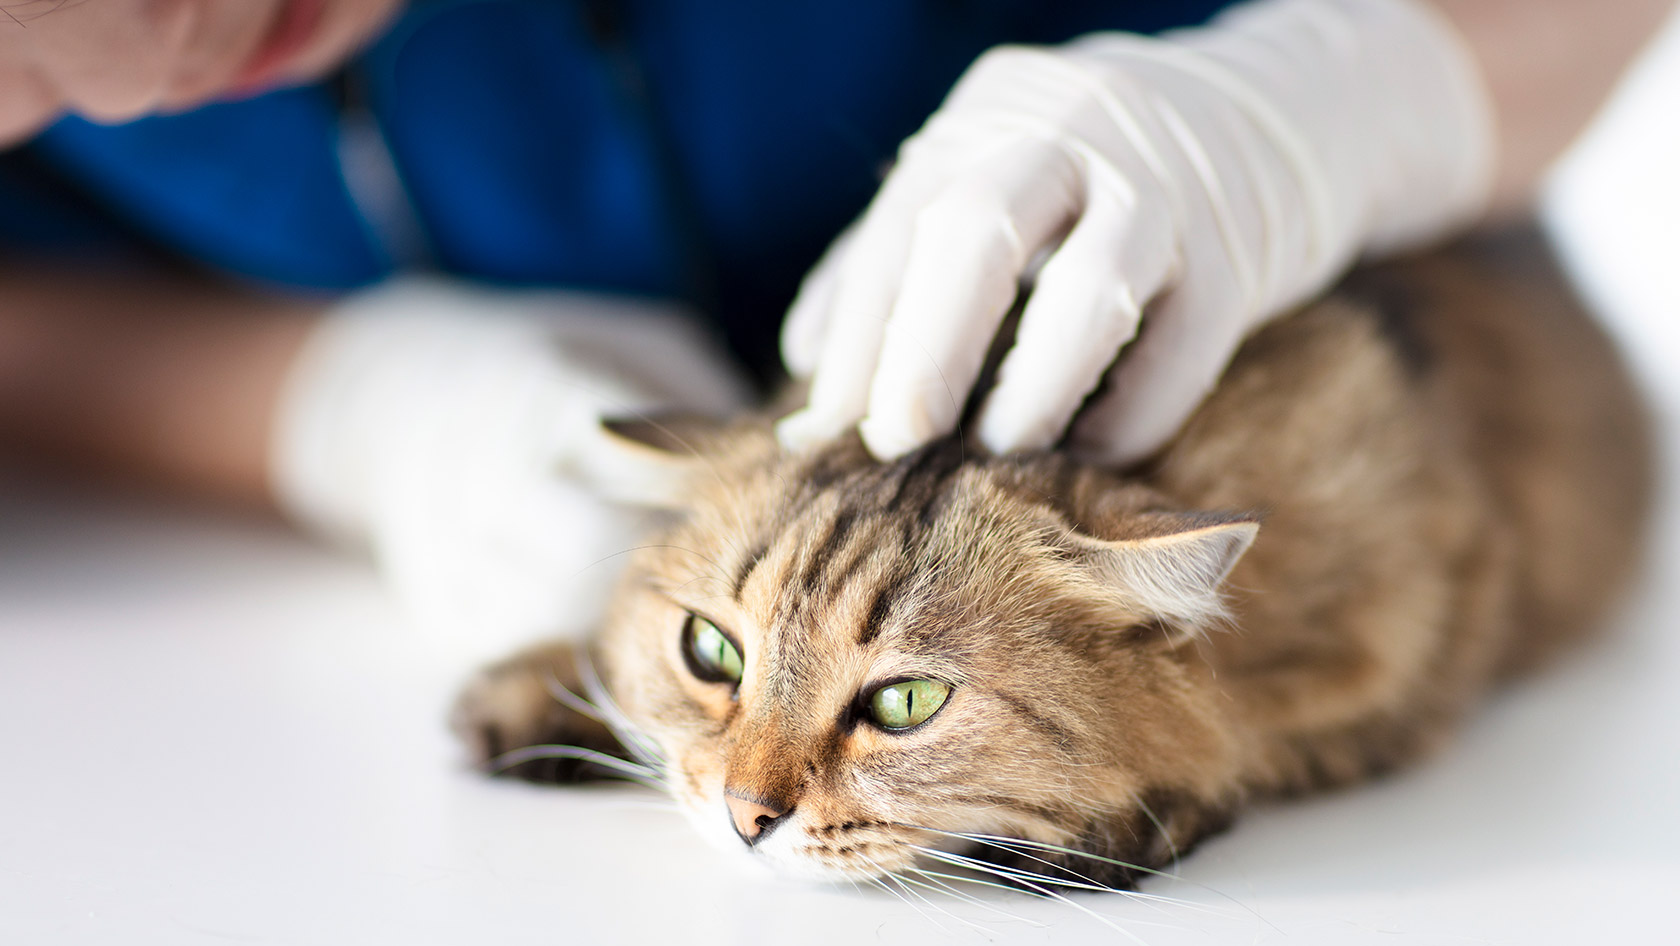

{"left": 450, "top": 642, "right": 628, "bottom": 784}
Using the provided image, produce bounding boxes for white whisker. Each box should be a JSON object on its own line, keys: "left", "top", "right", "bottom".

{"left": 539, "top": 669, "right": 610, "bottom": 727}
{"left": 919, "top": 827, "right": 1177, "bottom": 883}
{"left": 856, "top": 854, "right": 972, "bottom": 937}
{"left": 910, "top": 827, "right": 1264, "bottom": 925}
{"left": 905, "top": 868, "right": 1047, "bottom": 928}
{"left": 574, "top": 648, "right": 667, "bottom": 771}
{"left": 936, "top": 837, "right": 1234, "bottom": 920}
{"left": 911, "top": 849, "right": 1148, "bottom": 945}
{"left": 889, "top": 872, "right": 1001, "bottom": 936}
{"left": 1129, "top": 790, "right": 1181, "bottom": 871}
{"left": 913, "top": 846, "right": 1114, "bottom": 895}
{"left": 488, "top": 744, "right": 666, "bottom": 791}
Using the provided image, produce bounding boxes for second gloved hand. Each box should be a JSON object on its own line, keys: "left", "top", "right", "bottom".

{"left": 778, "top": 0, "right": 1493, "bottom": 465}
{"left": 270, "top": 278, "right": 750, "bottom": 664}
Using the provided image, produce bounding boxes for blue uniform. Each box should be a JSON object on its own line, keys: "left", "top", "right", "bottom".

{"left": 0, "top": 0, "right": 1229, "bottom": 371}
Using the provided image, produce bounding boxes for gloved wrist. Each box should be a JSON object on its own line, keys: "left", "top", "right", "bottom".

{"left": 269, "top": 276, "right": 749, "bottom": 656}
{"left": 1073, "top": 0, "right": 1495, "bottom": 267}
{"left": 272, "top": 277, "right": 748, "bottom": 543}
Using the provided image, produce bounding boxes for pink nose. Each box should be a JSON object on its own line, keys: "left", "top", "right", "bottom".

{"left": 725, "top": 792, "right": 789, "bottom": 844}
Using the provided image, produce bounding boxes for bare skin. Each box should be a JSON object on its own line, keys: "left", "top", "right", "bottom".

{"left": 0, "top": 265, "right": 317, "bottom": 508}
{"left": 0, "top": 0, "right": 1671, "bottom": 509}
{"left": 0, "top": 0, "right": 401, "bottom": 144}
{"left": 1432, "top": 0, "right": 1676, "bottom": 215}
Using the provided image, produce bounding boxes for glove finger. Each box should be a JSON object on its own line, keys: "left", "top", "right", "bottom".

{"left": 779, "top": 128, "right": 1051, "bottom": 451}
{"left": 1067, "top": 274, "right": 1246, "bottom": 467}
{"left": 975, "top": 183, "right": 1177, "bottom": 454}
{"left": 781, "top": 224, "right": 856, "bottom": 379}
{"left": 775, "top": 213, "right": 914, "bottom": 450}
{"left": 777, "top": 112, "right": 1026, "bottom": 445}
{"left": 859, "top": 140, "right": 1083, "bottom": 459}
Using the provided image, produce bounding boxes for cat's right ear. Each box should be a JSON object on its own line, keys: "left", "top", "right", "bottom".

{"left": 1065, "top": 512, "right": 1259, "bottom": 631}
{"left": 560, "top": 414, "right": 730, "bottom": 509}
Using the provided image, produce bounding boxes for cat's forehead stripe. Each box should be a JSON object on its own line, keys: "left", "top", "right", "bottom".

{"left": 799, "top": 505, "right": 861, "bottom": 598}
{"left": 857, "top": 567, "right": 912, "bottom": 647}
{"left": 880, "top": 439, "right": 967, "bottom": 525}
{"left": 726, "top": 439, "right": 980, "bottom": 657}
{"left": 730, "top": 536, "right": 771, "bottom": 599}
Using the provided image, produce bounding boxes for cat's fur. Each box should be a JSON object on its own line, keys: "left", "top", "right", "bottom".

{"left": 453, "top": 230, "right": 1652, "bottom": 887}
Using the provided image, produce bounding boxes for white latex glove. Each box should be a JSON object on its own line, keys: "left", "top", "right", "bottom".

{"left": 779, "top": 0, "right": 1493, "bottom": 464}
{"left": 270, "top": 278, "right": 750, "bottom": 665}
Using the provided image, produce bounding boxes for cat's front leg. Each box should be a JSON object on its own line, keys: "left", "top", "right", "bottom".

{"left": 450, "top": 640, "right": 632, "bottom": 784}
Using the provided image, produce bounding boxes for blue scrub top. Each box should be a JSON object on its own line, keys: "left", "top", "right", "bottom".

{"left": 0, "top": 0, "right": 1230, "bottom": 372}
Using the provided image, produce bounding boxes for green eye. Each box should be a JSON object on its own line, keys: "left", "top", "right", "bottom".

{"left": 867, "top": 680, "right": 951, "bottom": 731}
{"left": 682, "top": 614, "right": 743, "bottom": 685}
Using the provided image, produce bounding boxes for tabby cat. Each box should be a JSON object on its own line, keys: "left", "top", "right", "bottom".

{"left": 453, "top": 230, "right": 1651, "bottom": 889}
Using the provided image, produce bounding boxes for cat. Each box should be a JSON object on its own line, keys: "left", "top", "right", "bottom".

{"left": 451, "top": 227, "right": 1653, "bottom": 890}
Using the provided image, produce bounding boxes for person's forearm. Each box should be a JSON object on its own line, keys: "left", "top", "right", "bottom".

{"left": 1428, "top": 0, "right": 1676, "bottom": 217}
{"left": 0, "top": 266, "right": 321, "bottom": 508}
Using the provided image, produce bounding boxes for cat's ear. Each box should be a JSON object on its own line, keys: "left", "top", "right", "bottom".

{"left": 561, "top": 414, "right": 730, "bottom": 509}
{"left": 1067, "top": 513, "right": 1258, "bottom": 630}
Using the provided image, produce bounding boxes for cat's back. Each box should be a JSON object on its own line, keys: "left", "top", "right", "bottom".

{"left": 1143, "top": 228, "right": 1653, "bottom": 785}
{"left": 1341, "top": 230, "right": 1653, "bottom": 675}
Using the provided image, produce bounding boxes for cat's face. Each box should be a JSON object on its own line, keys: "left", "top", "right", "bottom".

{"left": 592, "top": 427, "right": 1255, "bottom": 883}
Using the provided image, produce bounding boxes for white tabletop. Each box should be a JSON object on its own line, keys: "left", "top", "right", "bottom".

{"left": 3, "top": 468, "right": 1676, "bottom": 945}
{"left": 6, "top": 12, "right": 1680, "bottom": 944}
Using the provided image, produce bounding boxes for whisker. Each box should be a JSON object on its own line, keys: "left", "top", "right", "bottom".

{"left": 946, "top": 835, "right": 1137, "bottom": 896}
{"left": 888, "top": 872, "right": 1000, "bottom": 936}
{"left": 913, "top": 847, "right": 1115, "bottom": 895}
{"left": 937, "top": 837, "right": 1235, "bottom": 920}
{"left": 913, "top": 869, "right": 1205, "bottom": 935}
{"left": 910, "top": 866, "right": 1055, "bottom": 901}
{"left": 881, "top": 873, "right": 965, "bottom": 935}
{"left": 488, "top": 743, "right": 658, "bottom": 778}
{"left": 912, "top": 828, "right": 1269, "bottom": 927}
{"left": 1129, "top": 791, "right": 1181, "bottom": 872}
{"left": 865, "top": 875, "right": 929, "bottom": 924}
{"left": 487, "top": 744, "right": 667, "bottom": 790}
{"left": 574, "top": 649, "right": 667, "bottom": 770}
{"left": 919, "top": 827, "right": 1176, "bottom": 883}
{"left": 902, "top": 869, "right": 1041, "bottom": 929}
{"left": 912, "top": 849, "right": 1146, "bottom": 945}
{"left": 858, "top": 852, "right": 989, "bottom": 938}
{"left": 539, "top": 669, "right": 610, "bottom": 726}
{"left": 921, "top": 831, "right": 1155, "bottom": 899}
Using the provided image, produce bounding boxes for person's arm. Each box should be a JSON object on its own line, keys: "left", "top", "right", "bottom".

{"left": 0, "top": 263, "right": 750, "bottom": 659}
{"left": 0, "top": 266, "right": 317, "bottom": 508}
{"left": 1431, "top": 0, "right": 1675, "bottom": 217}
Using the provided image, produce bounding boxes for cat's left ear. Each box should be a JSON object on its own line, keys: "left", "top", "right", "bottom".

{"left": 560, "top": 414, "right": 731, "bottom": 509}
{"left": 1067, "top": 513, "right": 1259, "bottom": 631}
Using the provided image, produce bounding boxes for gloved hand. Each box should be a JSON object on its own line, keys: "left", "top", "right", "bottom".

{"left": 778, "top": 0, "right": 1494, "bottom": 465}
{"left": 269, "top": 278, "right": 749, "bottom": 664}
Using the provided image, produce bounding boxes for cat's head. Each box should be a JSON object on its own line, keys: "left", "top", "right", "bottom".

{"left": 582, "top": 419, "right": 1257, "bottom": 885}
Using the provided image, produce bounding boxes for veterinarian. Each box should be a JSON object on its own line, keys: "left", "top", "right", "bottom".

{"left": 0, "top": 0, "right": 1667, "bottom": 657}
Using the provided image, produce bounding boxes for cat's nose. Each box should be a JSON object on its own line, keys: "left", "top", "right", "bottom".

{"left": 725, "top": 791, "right": 791, "bottom": 845}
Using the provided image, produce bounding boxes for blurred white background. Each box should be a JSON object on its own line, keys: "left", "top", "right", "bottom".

{"left": 3, "top": 8, "right": 1679, "bottom": 943}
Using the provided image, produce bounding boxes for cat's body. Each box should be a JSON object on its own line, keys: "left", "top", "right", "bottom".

{"left": 455, "top": 230, "right": 1652, "bottom": 887}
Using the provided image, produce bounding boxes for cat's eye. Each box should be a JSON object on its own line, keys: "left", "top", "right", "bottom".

{"left": 866, "top": 679, "right": 950, "bottom": 731}
{"left": 682, "top": 614, "right": 743, "bottom": 685}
